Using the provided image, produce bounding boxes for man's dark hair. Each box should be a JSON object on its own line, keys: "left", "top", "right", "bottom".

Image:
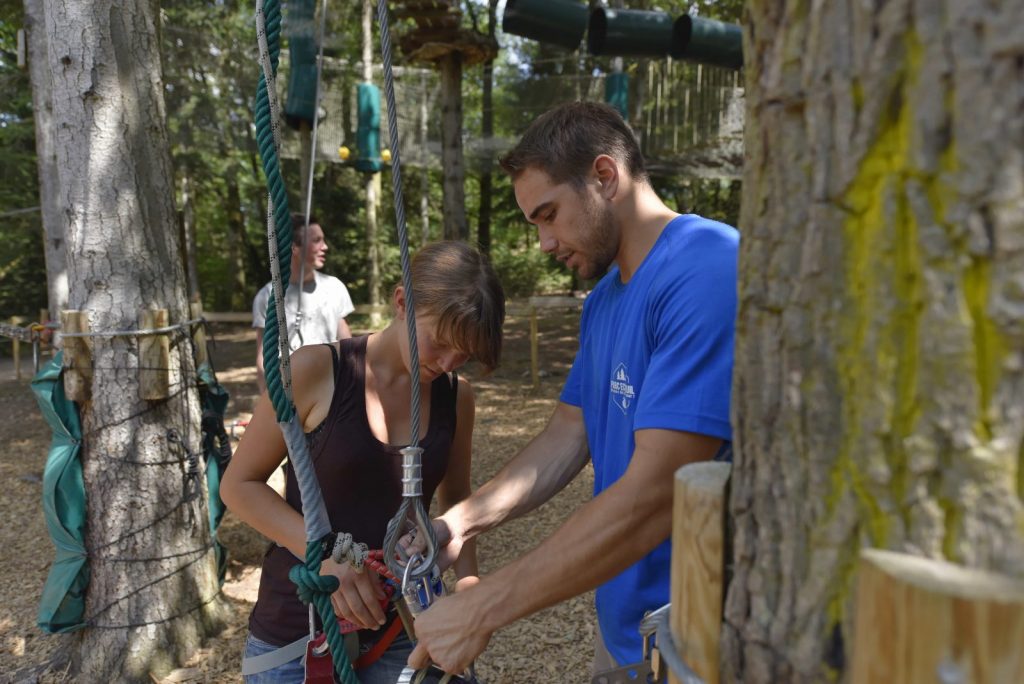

{"left": 499, "top": 102, "right": 648, "bottom": 187}
{"left": 291, "top": 213, "right": 319, "bottom": 246}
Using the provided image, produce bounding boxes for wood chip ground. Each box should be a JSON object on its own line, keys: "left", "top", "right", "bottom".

{"left": 1, "top": 312, "right": 596, "bottom": 683}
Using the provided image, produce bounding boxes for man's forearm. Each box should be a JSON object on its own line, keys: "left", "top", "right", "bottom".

{"left": 408, "top": 429, "right": 723, "bottom": 674}
{"left": 444, "top": 403, "right": 589, "bottom": 544}
{"left": 470, "top": 459, "right": 673, "bottom": 634}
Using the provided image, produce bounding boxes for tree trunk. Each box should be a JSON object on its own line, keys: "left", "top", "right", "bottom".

{"left": 725, "top": 1, "right": 1024, "bottom": 682}
{"left": 363, "top": 0, "right": 382, "bottom": 326}
{"left": 477, "top": 0, "right": 498, "bottom": 255}
{"left": 224, "top": 172, "right": 250, "bottom": 310}
{"left": 420, "top": 72, "right": 431, "bottom": 246}
{"left": 24, "top": 0, "right": 68, "bottom": 329}
{"left": 440, "top": 51, "right": 468, "bottom": 241}
{"left": 178, "top": 172, "right": 201, "bottom": 304}
{"left": 44, "top": 0, "right": 226, "bottom": 679}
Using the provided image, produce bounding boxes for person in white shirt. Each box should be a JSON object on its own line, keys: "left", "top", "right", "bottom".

{"left": 252, "top": 213, "right": 354, "bottom": 394}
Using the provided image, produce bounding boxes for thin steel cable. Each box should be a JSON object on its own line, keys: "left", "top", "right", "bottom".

{"left": 295, "top": 0, "right": 330, "bottom": 339}
{"left": 376, "top": 0, "right": 421, "bottom": 446}
{"left": 376, "top": 0, "right": 439, "bottom": 582}
{"left": 58, "top": 318, "right": 205, "bottom": 338}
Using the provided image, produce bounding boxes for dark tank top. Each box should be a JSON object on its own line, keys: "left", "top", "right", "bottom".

{"left": 250, "top": 335, "right": 458, "bottom": 645}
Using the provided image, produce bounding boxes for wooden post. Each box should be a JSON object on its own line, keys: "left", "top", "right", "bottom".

{"left": 669, "top": 461, "right": 731, "bottom": 684}
{"left": 60, "top": 310, "right": 92, "bottom": 402}
{"left": 39, "top": 308, "right": 50, "bottom": 358}
{"left": 139, "top": 309, "right": 170, "bottom": 400}
{"left": 530, "top": 304, "right": 539, "bottom": 389}
{"left": 10, "top": 316, "right": 22, "bottom": 381}
{"left": 851, "top": 549, "right": 1024, "bottom": 684}
{"left": 190, "top": 302, "right": 209, "bottom": 369}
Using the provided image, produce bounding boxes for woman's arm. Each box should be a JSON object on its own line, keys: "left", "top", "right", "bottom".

{"left": 220, "top": 387, "right": 307, "bottom": 558}
{"left": 435, "top": 376, "right": 478, "bottom": 589}
{"left": 221, "top": 344, "right": 389, "bottom": 629}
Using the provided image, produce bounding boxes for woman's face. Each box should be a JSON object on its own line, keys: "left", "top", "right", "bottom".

{"left": 397, "top": 313, "right": 470, "bottom": 382}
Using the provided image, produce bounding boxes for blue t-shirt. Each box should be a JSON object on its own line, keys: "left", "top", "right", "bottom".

{"left": 560, "top": 214, "right": 738, "bottom": 665}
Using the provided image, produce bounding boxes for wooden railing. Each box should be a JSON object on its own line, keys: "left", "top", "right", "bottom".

{"left": 207, "top": 295, "right": 585, "bottom": 388}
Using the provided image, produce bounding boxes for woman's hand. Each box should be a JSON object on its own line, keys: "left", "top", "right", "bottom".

{"left": 320, "top": 558, "right": 388, "bottom": 630}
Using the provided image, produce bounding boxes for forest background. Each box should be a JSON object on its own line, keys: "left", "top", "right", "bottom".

{"left": 0, "top": 0, "right": 742, "bottom": 326}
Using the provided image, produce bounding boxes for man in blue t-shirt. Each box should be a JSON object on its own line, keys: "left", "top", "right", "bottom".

{"left": 409, "top": 102, "right": 739, "bottom": 675}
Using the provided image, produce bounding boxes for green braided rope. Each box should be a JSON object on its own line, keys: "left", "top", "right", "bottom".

{"left": 254, "top": 2, "right": 357, "bottom": 681}
{"left": 254, "top": 0, "right": 294, "bottom": 425}
{"left": 288, "top": 542, "right": 359, "bottom": 684}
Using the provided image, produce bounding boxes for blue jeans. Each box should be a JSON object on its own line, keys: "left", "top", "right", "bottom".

{"left": 243, "top": 631, "right": 414, "bottom": 684}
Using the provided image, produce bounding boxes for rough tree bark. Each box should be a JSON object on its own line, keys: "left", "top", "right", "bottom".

{"left": 23, "top": 0, "right": 68, "bottom": 324}
{"left": 44, "top": 0, "right": 226, "bottom": 678}
{"left": 724, "top": 1, "right": 1024, "bottom": 681}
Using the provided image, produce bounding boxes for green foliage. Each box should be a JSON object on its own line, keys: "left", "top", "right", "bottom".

{"left": 1, "top": 0, "right": 745, "bottom": 332}
{"left": 657, "top": 177, "right": 742, "bottom": 227}
{"left": 490, "top": 241, "right": 572, "bottom": 297}
{"left": 0, "top": 5, "right": 46, "bottom": 324}
{"left": 162, "top": 1, "right": 268, "bottom": 311}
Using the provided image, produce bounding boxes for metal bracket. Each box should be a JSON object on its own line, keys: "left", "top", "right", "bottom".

{"left": 591, "top": 661, "right": 656, "bottom": 684}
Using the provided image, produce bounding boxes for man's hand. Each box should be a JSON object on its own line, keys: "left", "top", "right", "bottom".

{"left": 400, "top": 518, "right": 462, "bottom": 571}
{"left": 320, "top": 558, "right": 388, "bottom": 630}
{"left": 407, "top": 589, "right": 493, "bottom": 674}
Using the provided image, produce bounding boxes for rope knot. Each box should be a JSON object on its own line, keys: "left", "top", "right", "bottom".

{"left": 288, "top": 563, "right": 340, "bottom": 606}
{"left": 331, "top": 532, "right": 369, "bottom": 572}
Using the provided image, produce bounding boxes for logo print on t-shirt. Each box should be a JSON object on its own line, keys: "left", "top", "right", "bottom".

{"left": 610, "top": 363, "right": 636, "bottom": 415}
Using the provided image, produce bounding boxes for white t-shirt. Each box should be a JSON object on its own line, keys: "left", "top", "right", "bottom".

{"left": 252, "top": 271, "right": 355, "bottom": 352}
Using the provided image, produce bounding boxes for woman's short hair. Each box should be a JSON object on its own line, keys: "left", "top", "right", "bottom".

{"left": 499, "top": 101, "right": 648, "bottom": 188}
{"left": 411, "top": 241, "right": 505, "bottom": 372}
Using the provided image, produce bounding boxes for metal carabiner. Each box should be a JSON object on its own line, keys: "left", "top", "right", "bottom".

{"left": 397, "top": 664, "right": 476, "bottom": 684}
{"left": 383, "top": 446, "right": 440, "bottom": 580}
{"left": 400, "top": 553, "right": 445, "bottom": 618}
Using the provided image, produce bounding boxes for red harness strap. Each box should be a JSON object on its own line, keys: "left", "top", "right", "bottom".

{"left": 320, "top": 548, "right": 405, "bottom": 672}
{"left": 354, "top": 616, "right": 406, "bottom": 669}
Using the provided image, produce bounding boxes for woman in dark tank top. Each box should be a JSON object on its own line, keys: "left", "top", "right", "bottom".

{"left": 222, "top": 242, "right": 505, "bottom": 683}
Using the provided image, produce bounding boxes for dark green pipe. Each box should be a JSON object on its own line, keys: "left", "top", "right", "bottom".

{"left": 502, "top": 0, "right": 588, "bottom": 51}
{"left": 284, "top": 0, "right": 317, "bottom": 129}
{"left": 671, "top": 15, "right": 743, "bottom": 69}
{"left": 588, "top": 8, "right": 674, "bottom": 58}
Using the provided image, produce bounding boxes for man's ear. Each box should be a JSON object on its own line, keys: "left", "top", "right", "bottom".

{"left": 593, "top": 154, "right": 619, "bottom": 200}
{"left": 393, "top": 286, "right": 407, "bottom": 320}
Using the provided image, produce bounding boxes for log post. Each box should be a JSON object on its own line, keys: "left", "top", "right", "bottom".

{"left": 851, "top": 549, "right": 1024, "bottom": 684}
{"left": 10, "top": 316, "right": 22, "bottom": 381}
{"left": 39, "top": 308, "right": 51, "bottom": 358}
{"left": 190, "top": 302, "right": 209, "bottom": 369}
{"left": 139, "top": 309, "right": 170, "bottom": 400}
{"left": 670, "top": 461, "right": 731, "bottom": 684}
{"left": 60, "top": 310, "right": 91, "bottom": 402}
